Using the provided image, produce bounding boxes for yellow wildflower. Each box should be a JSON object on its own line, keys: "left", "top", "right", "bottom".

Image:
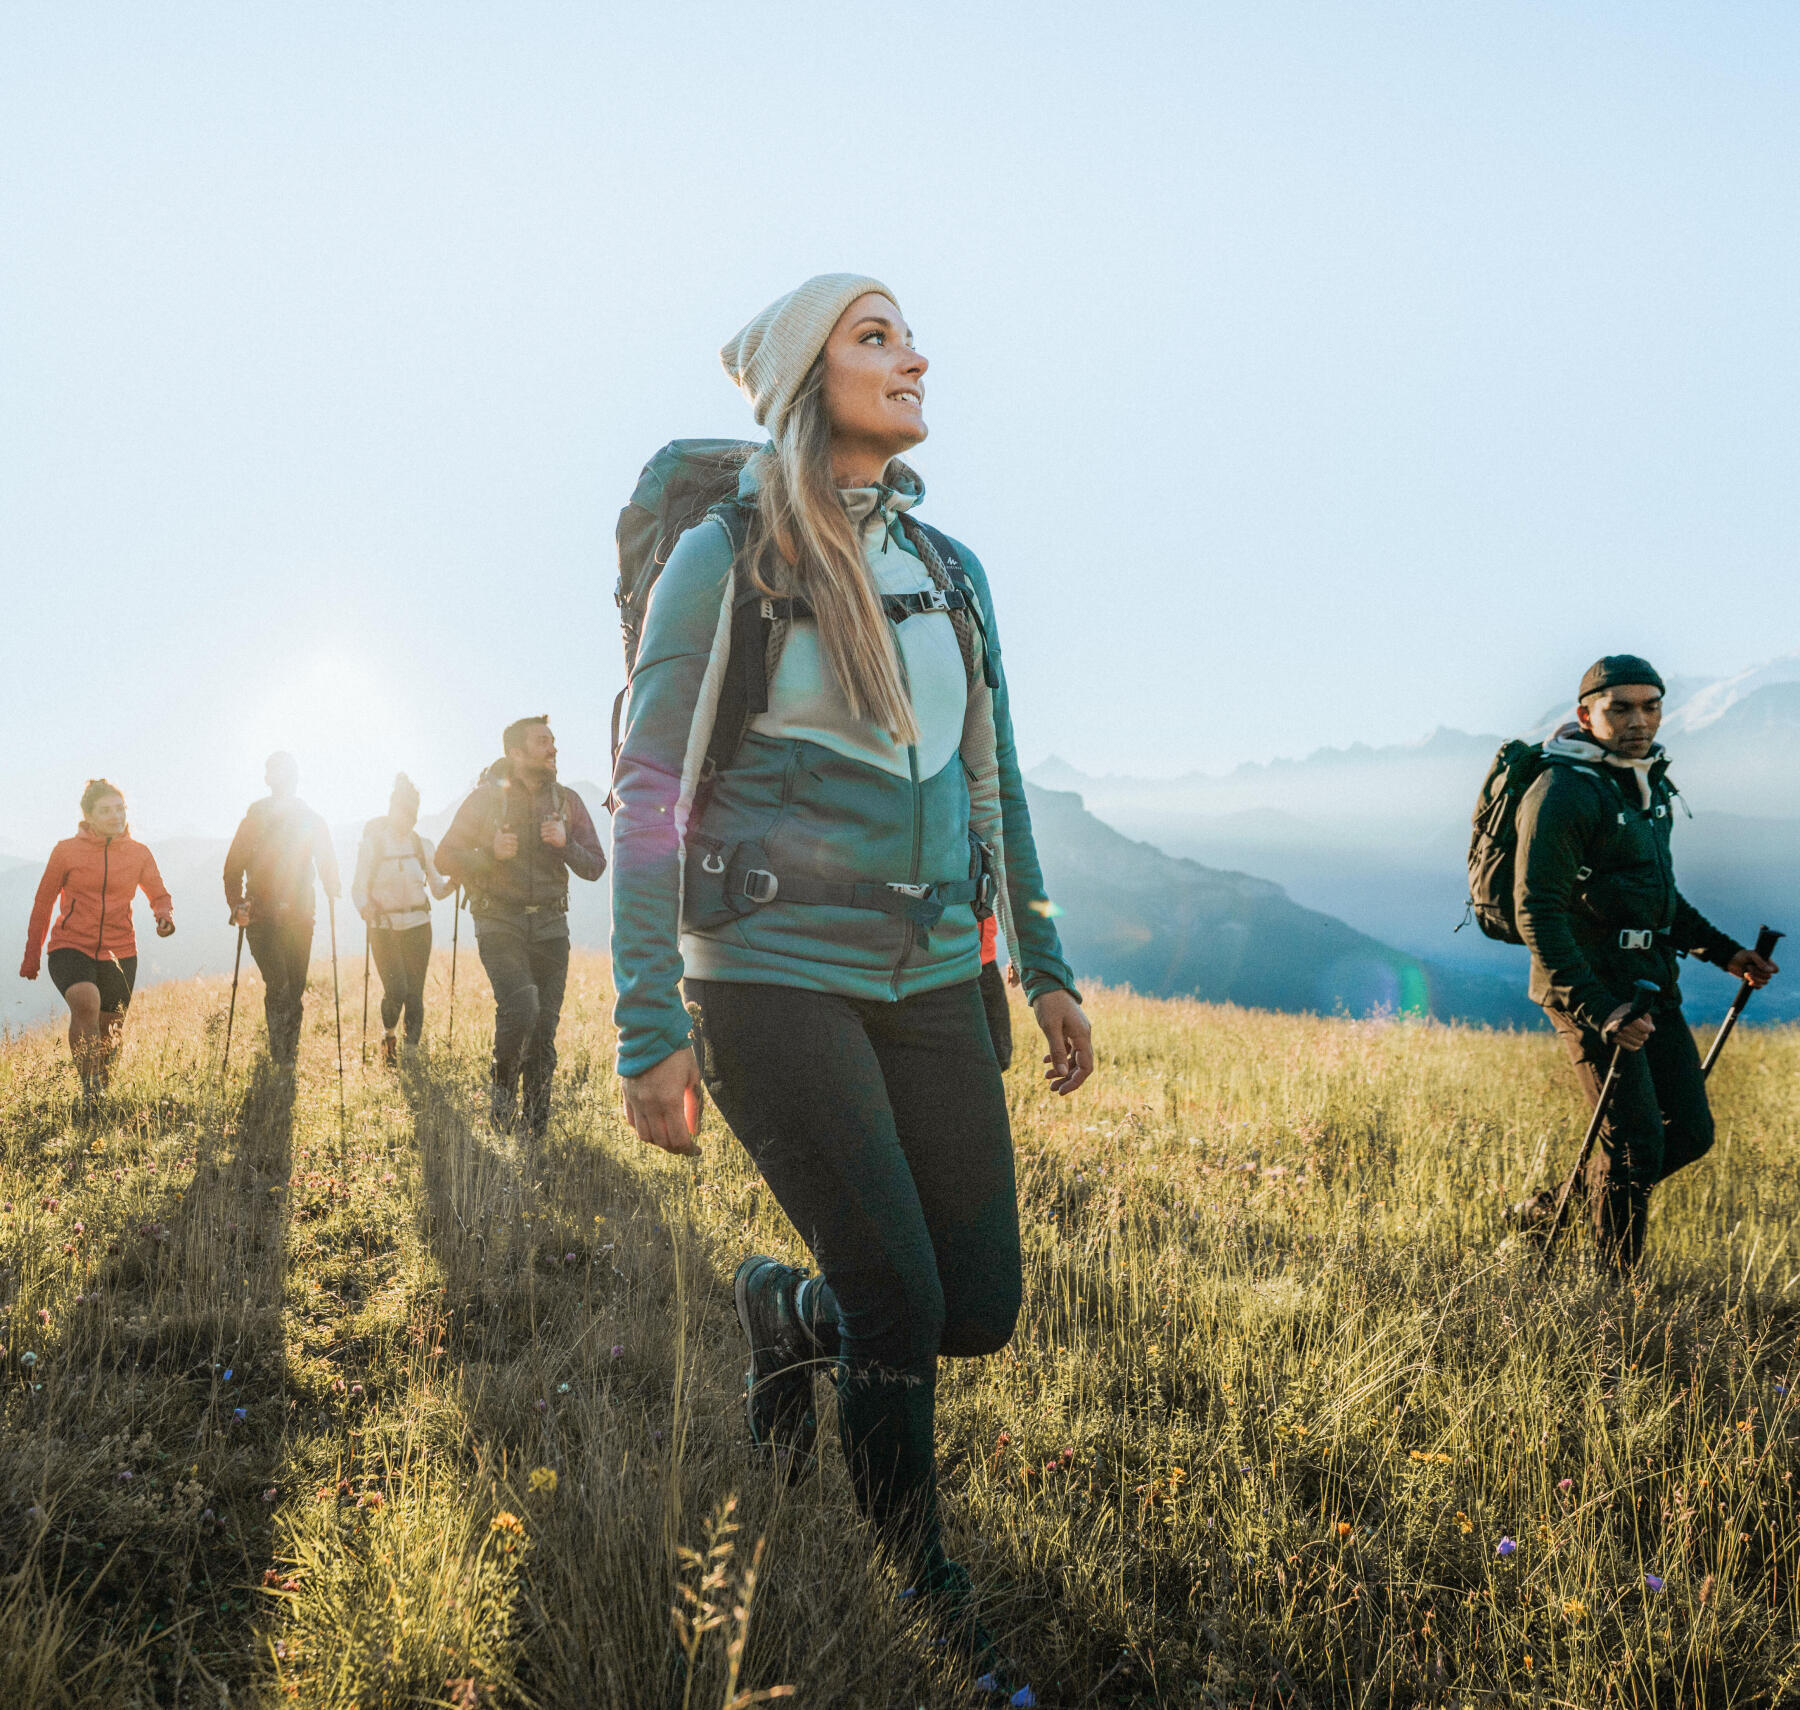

{"left": 529, "top": 1466, "right": 558, "bottom": 1495}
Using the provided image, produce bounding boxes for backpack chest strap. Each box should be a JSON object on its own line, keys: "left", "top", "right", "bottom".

{"left": 756, "top": 588, "right": 970, "bottom": 624}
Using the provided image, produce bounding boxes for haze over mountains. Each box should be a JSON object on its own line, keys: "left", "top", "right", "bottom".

{"left": 1030, "top": 656, "right": 1800, "bottom": 1022}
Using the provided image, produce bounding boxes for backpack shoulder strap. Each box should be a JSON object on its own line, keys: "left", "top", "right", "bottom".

{"left": 906, "top": 518, "right": 998, "bottom": 689}
{"left": 699, "top": 500, "right": 769, "bottom": 790}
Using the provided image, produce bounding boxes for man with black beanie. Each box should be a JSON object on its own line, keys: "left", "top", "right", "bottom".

{"left": 1511, "top": 655, "right": 1778, "bottom": 1264}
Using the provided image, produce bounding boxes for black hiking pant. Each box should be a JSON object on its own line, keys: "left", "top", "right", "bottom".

{"left": 1549, "top": 1006, "right": 1715, "bottom": 1265}
{"left": 247, "top": 916, "right": 314, "bottom": 1064}
{"left": 370, "top": 923, "right": 432, "bottom": 1046}
{"left": 473, "top": 913, "right": 569, "bottom": 1133}
{"left": 978, "top": 959, "right": 1013, "bottom": 1071}
{"left": 686, "top": 975, "right": 1019, "bottom": 1577}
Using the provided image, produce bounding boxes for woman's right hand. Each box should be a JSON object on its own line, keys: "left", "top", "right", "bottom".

{"left": 19, "top": 957, "right": 37, "bottom": 981}
{"left": 622, "top": 1047, "right": 704, "bottom": 1157}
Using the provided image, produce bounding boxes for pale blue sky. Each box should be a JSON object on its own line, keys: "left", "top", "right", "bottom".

{"left": 4, "top": 2, "right": 1797, "bottom": 853}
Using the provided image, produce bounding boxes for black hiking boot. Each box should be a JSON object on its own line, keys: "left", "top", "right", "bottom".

{"left": 1508, "top": 1188, "right": 1560, "bottom": 1245}
{"left": 733, "top": 1255, "right": 819, "bottom": 1483}
{"left": 381, "top": 1034, "right": 398, "bottom": 1068}
{"left": 489, "top": 1075, "right": 518, "bottom": 1133}
{"left": 898, "top": 1559, "right": 1030, "bottom": 1703}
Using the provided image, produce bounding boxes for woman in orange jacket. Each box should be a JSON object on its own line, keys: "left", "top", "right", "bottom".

{"left": 19, "top": 779, "right": 175, "bottom": 1099}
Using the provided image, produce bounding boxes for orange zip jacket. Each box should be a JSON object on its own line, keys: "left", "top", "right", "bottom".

{"left": 20, "top": 827, "right": 173, "bottom": 977}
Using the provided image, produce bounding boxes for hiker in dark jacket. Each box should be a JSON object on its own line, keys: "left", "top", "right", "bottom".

{"left": 436, "top": 716, "right": 604, "bottom": 1134}
{"left": 224, "top": 752, "right": 341, "bottom": 1064}
{"left": 612, "top": 275, "right": 1093, "bottom": 1684}
{"left": 1513, "top": 655, "right": 1777, "bottom": 1264}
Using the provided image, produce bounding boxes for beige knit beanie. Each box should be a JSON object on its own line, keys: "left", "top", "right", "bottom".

{"left": 720, "top": 273, "right": 899, "bottom": 429}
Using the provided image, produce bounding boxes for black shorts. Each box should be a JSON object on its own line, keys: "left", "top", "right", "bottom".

{"left": 46, "top": 949, "right": 138, "bottom": 1013}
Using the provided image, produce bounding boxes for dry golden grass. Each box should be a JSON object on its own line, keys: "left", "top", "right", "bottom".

{"left": 2, "top": 952, "right": 1799, "bottom": 1707}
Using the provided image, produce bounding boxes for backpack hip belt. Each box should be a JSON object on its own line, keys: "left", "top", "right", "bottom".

{"left": 699, "top": 837, "right": 995, "bottom": 946}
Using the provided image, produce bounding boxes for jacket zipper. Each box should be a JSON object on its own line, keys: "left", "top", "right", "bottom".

{"left": 892, "top": 744, "right": 923, "bottom": 997}
{"left": 95, "top": 838, "right": 111, "bottom": 960}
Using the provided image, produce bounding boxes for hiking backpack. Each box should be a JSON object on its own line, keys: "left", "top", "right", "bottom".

{"left": 610, "top": 439, "right": 992, "bottom": 810}
{"left": 1464, "top": 739, "right": 1554, "bottom": 943}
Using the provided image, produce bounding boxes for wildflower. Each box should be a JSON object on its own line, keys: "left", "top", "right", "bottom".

{"left": 529, "top": 1466, "right": 558, "bottom": 1495}
{"left": 1645, "top": 1574, "right": 1665, "bottom": 1593}
{"left": 19, "top": 1352, "right": 37, "bottom": 1368}
{"left": 1557, "top": 1478, "right": 1573, "bottom": 1493}
{"left": 1495, "top": 1537, "right": 1518, "bottom": 1558}
{"left": 564, "top": 1251, "right": 578, "bottom": 1265}
{"left": 1778, "top": 1383, "right": 1790, "bottom": 1396}
{"left": 1336, "top": 1521, "right": 1353, "bottom": 1540}
{"left": 491, "top": 1511, "right": 524, "bottom": 1535}
{"left": 350, "top": 1383, "right": 364, "bottom": 1399}
{"left": 36, "top": 1308, "right": 49, "bottom": 1326}
{"left": 223, "top": 1369, "right": 234, "bottom": 1382}
{"left": 232, "top": 1407, "right": 247, "bottom": 1422}
{"left": 357, "top": 1490, "right": 384, "bottom": 1510}
{"left": 1563, "top": 1599, "right": 1588, "bottom": 1620}
{"left": 611, "top": 1345, "right": 625, "bottom": 1359}
{"left": 534, "top": 1398, "right": 548, "bottom": 1413}
{"left": 262, "top": 1487, "right": 278, "bottom": 1503}
{"left": 1456, "top": 1512, "right": 1473, "bottom": 1535}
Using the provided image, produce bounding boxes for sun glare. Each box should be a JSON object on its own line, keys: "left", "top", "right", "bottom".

{"left": 239, "top": 651, "right": 416, "bottom": 824}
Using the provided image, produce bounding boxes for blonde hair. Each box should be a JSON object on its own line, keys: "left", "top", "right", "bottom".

{"left": 745, "top": 356, "right": 919, "bottom": 745}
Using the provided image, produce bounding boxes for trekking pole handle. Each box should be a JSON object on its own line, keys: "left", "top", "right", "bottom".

{"left": 1604, "top": 978, "right": 1660, "bottom": 1041}
{"left": 1753, "top": 925, "right": 1785, "bottom": 965}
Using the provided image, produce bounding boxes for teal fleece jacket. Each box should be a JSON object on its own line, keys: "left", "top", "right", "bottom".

{"left": 610, "top": 467, "right": 1077, "bottom": 1078}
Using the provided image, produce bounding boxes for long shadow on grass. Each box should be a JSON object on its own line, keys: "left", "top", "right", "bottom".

{"left": 0, "top": 1055, "right": 295, "bottom": 1699}
{"left": 397, "top": 1053, "right": 948, "bottom": 1710}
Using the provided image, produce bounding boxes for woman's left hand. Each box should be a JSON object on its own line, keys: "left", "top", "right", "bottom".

{"left": 1033, "top": 988, "right": 1094, "bottom": 1096}
{"left": 156, "top": 916, "right": 176, "bottom": 938}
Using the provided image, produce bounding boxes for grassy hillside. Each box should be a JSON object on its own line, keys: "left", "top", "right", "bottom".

{"left": 3, "top": 957, "right": 1799, "bottom": 1706}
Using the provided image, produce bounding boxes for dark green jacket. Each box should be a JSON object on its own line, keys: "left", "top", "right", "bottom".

{"left": 1514, "top": 727, "right": 1740, "bottom": 1033}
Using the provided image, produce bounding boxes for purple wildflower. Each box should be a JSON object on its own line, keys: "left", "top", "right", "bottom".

{"left": 1495, "top": 1537, "right": 1518, "bottom": 1558}
{"left": 1645, "top": 1574, "right": 1665, "bottom": 1593}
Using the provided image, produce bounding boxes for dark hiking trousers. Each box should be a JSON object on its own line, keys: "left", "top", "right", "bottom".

{"left": 246, "top": 917, "right": 314, "bottom": 1064}
{"left": 370, "top": 923, "right": 432, "bottom": 1046}
{"left": 1549, "top": 1006, "right": 1715, "bottom": 1265}
{"left": 686, "top": 976, "right": 1020, "bottom": 1575}
{"left": 978, "top": 960, "right": 1014, "bottom": 1072}
{"left": 473, "top": 916, "right": 569, "bottom": 1132}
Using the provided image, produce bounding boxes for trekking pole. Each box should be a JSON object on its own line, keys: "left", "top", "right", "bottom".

{"left": 1540, "top": 979, "right": 1661, "bottom": 1274}
{"left": 446, "top": 886, "right": 461, "bottom": 1054}
{"left": 1701, "top": 925, "right": 1784, "bottom": 1079}
{"left": 328, "top": 895, "right": 347, "bottom": 1139}
{"left": 361, "top": 934, "right": 371, "bottom": 1065}
{"left": 222, "top": 923, "right": 246, "bottom": 1073}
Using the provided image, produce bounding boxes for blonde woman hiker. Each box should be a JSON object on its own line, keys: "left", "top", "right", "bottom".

{"left": 19, "top": 778, "right": 175, "bottom": 1106}
{"left": 610, "top": 274, "right": 1093, "bottom": 1694}
{"left": 352, "top": 774, "right": 455, "bottom": 1063}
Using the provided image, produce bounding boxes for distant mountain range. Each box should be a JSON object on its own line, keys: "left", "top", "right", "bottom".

{"left": 1024, "top": 786, "right": 1535, "bottom": 1026}
{"left": 1031, "top": 656, "right": 1800, "bottom": 1023}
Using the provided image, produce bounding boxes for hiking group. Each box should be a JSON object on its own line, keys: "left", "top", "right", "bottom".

{"left": 9, "top": 269, "right": 1782, "bottom": 1701}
